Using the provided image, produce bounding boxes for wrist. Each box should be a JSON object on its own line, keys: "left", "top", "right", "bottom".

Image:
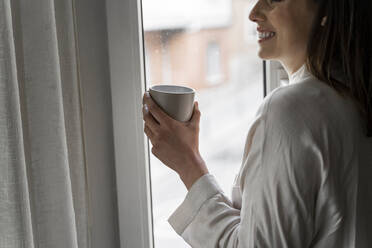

{"left": 179, "top": 152, "right": 209, "bottom": 190}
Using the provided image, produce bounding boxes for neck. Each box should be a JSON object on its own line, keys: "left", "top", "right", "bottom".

{"left": 280, "top": 55, "right": 306, "bottom": 76}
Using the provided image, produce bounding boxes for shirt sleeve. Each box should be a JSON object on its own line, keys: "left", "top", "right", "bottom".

{"left": 168, "top": 87, "right": 331, "bottom": 247}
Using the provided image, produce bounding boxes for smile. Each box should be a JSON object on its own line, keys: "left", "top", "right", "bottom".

{"left": 257, "top": 31, "right": 276, "bottom": 43}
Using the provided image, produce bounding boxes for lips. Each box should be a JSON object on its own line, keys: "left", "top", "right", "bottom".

{"left": 257, "top": 26, "right": 274, "bottom": 32}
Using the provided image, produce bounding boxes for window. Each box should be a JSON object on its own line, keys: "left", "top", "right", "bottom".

{"left": 206, "top": 41, "right": 222, "bottom": 85}
{"left": 105, "top": 0, "right": 284, "bottom": 247}
{"left": 145, "top": 46, "right": 152, "bottom": 83}
{"left": 142, "top": 0, "right": 263, "bottom": 247}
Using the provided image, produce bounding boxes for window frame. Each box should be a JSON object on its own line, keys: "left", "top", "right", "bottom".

{"left": 105, "top": 0, "right": 154, "bottom": 247}
{"left": 105, "top": 0, "right": 283, "bottom": 247}
{"left": 265, "top": 60, "right": 286, "bottom": 94}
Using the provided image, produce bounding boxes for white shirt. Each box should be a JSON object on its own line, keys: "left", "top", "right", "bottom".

{"left": 168, "top": 64, "right": 372, "bottom": 247}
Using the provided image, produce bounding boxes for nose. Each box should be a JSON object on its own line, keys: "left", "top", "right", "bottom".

{"left": 249, "top": 0, "right": 266, "bottom": 23}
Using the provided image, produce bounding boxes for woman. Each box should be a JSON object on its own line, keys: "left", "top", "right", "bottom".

{"left": 142, "top": 0, "right": 372, "bottom": 246}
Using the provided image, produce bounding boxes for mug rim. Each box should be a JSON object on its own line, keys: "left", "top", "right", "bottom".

{"left": 149, "top": 84, "right": 195, "bottom": 94}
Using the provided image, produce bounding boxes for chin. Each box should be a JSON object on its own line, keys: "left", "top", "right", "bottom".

{"left": 257, "top": 48, "right": 277, "bottom": 60}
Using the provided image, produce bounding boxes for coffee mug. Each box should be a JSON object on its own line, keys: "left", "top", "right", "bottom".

{"left": 149, "top": 85, "right": 195, "bottom": 122}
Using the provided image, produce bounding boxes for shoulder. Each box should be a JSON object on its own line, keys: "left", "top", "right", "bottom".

{"left": 268, "top": 76, "right": 332, "bottom": 112}
{"left": 261, "top": 76, "right": 343, "bottom": 136}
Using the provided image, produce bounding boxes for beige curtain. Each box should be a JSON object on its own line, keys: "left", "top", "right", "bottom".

{"left": 0, "top": 0, "right": 89, "bottom": 247}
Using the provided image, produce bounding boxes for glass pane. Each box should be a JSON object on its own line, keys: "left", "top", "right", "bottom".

{"left": 141, "top": 0, "right": 263, "bottom": 246}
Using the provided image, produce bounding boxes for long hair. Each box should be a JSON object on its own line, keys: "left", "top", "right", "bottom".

{"left": 306, "top": 0, "right": 372, "bottom": 137}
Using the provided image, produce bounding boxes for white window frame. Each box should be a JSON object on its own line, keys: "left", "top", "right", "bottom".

{"left": 105, "top": 0, "right": 154, "bottom": 247}
{"left": 105, "top": 0, "right": 284, "bottom": 247}
{"left": 265, "top": 60, "right": 288, "bottom": 94}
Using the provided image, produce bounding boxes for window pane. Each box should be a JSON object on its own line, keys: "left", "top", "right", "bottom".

{"left": 141, "top": 0, "right": 263, "bottom": 246}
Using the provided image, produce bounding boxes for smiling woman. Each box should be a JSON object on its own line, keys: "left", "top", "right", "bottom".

{"left": 250, "top": 0, "right": 318, "bottom": 74}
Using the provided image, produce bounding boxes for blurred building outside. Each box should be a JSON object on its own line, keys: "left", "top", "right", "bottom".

{"left": 143, "top": 0, "right": 258, "bottom": 90}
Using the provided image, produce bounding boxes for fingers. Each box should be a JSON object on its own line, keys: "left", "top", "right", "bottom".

{"left": 142, "top": 92, "right": 174, "bottom": 126}
{"left": 142, "top": 104, "right": 159, "bottom": 132}
{"left": 190, "top": 101, "right": 201, "bottom": 124}
{"left": 144, "top": 124, "right": 155, "bottom": 141}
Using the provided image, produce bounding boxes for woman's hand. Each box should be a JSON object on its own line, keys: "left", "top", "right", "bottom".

{"left": 142, "top": 91, "right": 209, "bottom": 190}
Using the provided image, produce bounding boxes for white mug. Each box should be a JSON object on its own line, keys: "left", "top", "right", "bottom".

{"left": 149, "top": 85, "right": 195, "bottom": 122}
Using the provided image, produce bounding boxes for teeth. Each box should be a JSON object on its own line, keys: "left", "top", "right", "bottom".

{"left": 258, "top": 32, "right": 275, "bottom": 39}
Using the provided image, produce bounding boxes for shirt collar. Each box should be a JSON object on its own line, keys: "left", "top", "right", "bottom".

{"left": 288, "top": 64, "right": 313, "bottom": 84}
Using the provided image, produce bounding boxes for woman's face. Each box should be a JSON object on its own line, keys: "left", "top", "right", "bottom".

{"left": 249, "top": 0, "right": 318, "bottom": 72}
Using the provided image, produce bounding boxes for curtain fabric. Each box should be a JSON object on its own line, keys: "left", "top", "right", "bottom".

{"left": 0, "top": 0, "right": 89, "bottom": 247}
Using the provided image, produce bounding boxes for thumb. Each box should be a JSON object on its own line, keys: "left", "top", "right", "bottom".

{"left": 190, "top": 101, "right": 201, "bottom": 124}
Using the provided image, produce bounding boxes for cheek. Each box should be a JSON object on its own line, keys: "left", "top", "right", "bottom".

{"left": 273, "top": 11, "right": 309, "bottom": 50}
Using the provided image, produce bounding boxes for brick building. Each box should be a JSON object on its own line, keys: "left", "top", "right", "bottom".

{"left": 142, "top": 0, "right": 257, "bottom": 90}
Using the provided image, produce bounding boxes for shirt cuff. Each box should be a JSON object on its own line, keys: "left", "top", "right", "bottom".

{"left": 168, "top": 173, "right": 223, "bottom": 235}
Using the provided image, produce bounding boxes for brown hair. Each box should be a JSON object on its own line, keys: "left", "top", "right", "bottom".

{"left": 306, "top": 0, "right": 372, "bottom": 137}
